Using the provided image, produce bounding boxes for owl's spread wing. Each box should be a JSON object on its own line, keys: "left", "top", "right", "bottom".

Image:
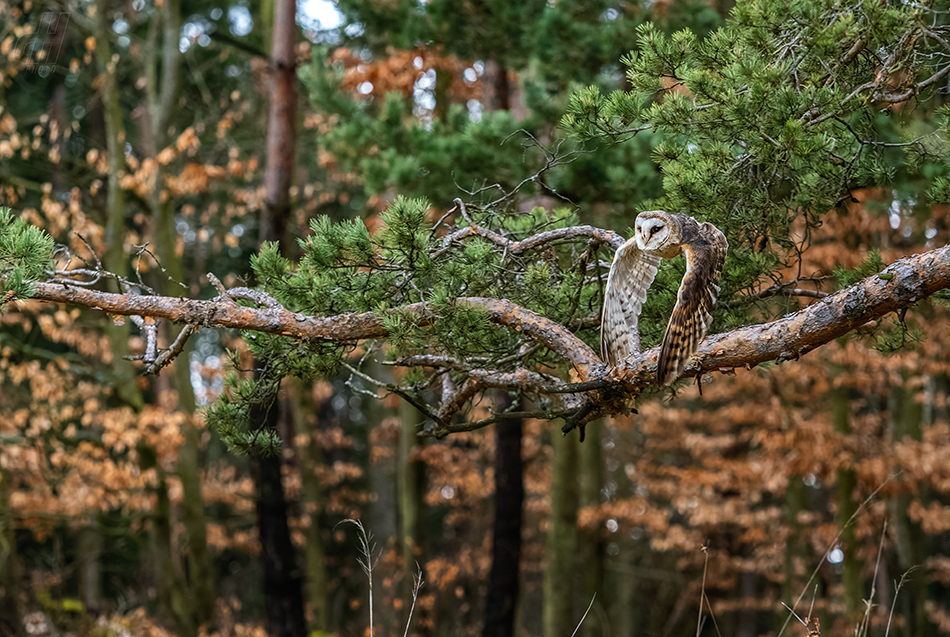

{"left": 601, "top": 239, "right": 662, "bottom": 367}
{"left": 656, "top": 222, "right": 728, "bottom": 385}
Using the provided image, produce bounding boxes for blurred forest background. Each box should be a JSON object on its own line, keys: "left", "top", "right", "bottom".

{"left": 2, "top": 0, "right": 950, "bottom": 636}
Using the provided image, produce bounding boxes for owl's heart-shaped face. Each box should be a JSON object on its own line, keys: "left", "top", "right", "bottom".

{"left": 635, "top": 217, "right": 668, "bottom": 251}
{"left": 634, "top": 211, "right": 680, "bottom": 256}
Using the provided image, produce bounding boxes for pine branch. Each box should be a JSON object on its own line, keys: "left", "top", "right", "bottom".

{"left": 11, "top": 242, "right": 950, "bottom": 425}
{"left": 22, "top": 287, "right": 602, "bottom": 376}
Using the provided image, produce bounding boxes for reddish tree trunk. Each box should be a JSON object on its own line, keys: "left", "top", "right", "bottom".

{"left": 255, "top": 0, "right": 306, "bottom": 635}
{"left": 261, "top": 0, "right": 298, "bottom": 248}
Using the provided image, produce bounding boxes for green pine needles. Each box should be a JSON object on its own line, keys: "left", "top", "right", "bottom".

{"left": 563, "top": 0, "right": 950, "bottom": 257}
{"left": 199, "top": 0, "right": 950, "bottom": 450}
{"left": 208, "top": 196, "right": 612, "bottom": 450}
{"left": 257, "top": 195, "right": 599, "bottom": 359}
{"left": 7, "top": 0, "right": 950, "bottom": 452}
{"left": 0, "top": 206, "right": 55, "bottom": 309}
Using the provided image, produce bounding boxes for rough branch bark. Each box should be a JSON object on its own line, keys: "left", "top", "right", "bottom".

{"left": 18, "top": 241, "right": 950, "bottom": 430}
{"left": 25, "top": 286, "right": 601, "bottom": 377}
{"left": 617, "top": 243, "right": 950, "bottom": 389}
{"left": 436, "top": 222, "right": 624, "bottom": 258}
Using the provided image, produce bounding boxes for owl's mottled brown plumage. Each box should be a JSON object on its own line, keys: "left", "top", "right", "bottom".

{"left": 600, "top": 211, "right": 727, "bottom": 385}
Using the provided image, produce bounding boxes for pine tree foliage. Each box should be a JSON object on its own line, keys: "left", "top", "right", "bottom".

{"left": 201, "top": 195, "right": 609, "bottom": 447}
{"left": 4, "top": 0, "right": 950, "bottom": 453}
{"left": 299, "top": 0, "right": 712, "bottom": 209}
{"left": 0, "top": 207, "right": 54, "bottom": 306}
{"left": 208, "top": 0, "right": 950, "bottom": 447}
{"left": 300, "top": 57, "right": 557, "bottom": 204}
{"left": 564, "top": 0, "right": 950, "bottom": 307}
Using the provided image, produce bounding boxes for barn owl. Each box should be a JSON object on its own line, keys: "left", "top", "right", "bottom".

{"left": 600, "top": 211, "right": 728, "bottom": 385}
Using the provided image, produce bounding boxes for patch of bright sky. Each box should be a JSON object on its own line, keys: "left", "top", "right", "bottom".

{"left": 300, "top": 0, "right": 345, "bottom": 30}
{"left": 228, "top": 6, "right": 253, "bottom": 37}
{"left": 177, "top": 0, "right": 346, "bottom": 56}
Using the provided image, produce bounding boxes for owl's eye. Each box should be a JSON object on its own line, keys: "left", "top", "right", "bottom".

{"left": 650, "top": 225, "right": 662, "bottom": 237}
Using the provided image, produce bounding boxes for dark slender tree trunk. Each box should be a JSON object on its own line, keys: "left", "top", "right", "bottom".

{"left": 252, "top": 400, "right": 307, "bottom": 637}
{"left": 398, "top": 397, "right": 428, "bottom": 633}
{"left": 484, "top": 60, "right": 511, "bottom": 112}
{"left": 253, "top": 0, "right": 305, "bottom": 634}
{"left": 579, "top": 421, "right": 604, "bottom": 637}
{"left": 367, "top": 361, "right": 399, "bottom": 631}
{"left": 483, "top": 402, "right": 524, "bottom": 637}
{"left": 294, "top": 380, "right": 329, "bottom": 633}
{"left": 76, "top": 524, "right": 102, "bottom": 616}
{"left": 890, "top": 375, "right": 934, "bottom": 637}
{"left": 153, "top": 466, "right": 194, "bottom": 636}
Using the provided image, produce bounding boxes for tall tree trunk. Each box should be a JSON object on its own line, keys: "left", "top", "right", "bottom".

{"left": 178, "top": 413, "right": 215, "bottom": 625}
{"left": 140, "top": 0, "right": 216, "bottom": 622}
{"left": 61, "top": 60, "right": 103, "bottom": 608}
{"left": 152, "top": 199, "right": 215, "bottom": 630}
{"left": 153, "top": 466, "right": 195, "bottom": 636}
{"left": 434, "top": 66, "right": 453, "bottom": 123}
{"left": 398, "top": 398, "right": 427, "bottom": 632}
{"left": 578, "top": 421, "right": 604, "bottom": 637}
{"left": 294, "top": 380, "right": 329, "bottom": 633}
{"left": 607, "top": 551, "right": 637, "bottom": 637}
{"left": 76, "top": 523, "right": 102, "bottom": 615}
{"left": 252, "top": 397, "right": 307, "bottom": 637}
{"left": 603, "top": 435, "right": 638, "bottom": 637}
{"left": 153, "top": 200, "right": 215, "bottom": 628}
{"left": 253, "top": 0, "right": 306, "bottom": 634}
{"left": 483, "top": 60, "right": 511, "bottom": 112}
{"left": 478, "top": 67, "right": 523, "bottom": 636}
{"left": 482, "top": 403, "right": 524, "bottom": 637}
{"left": 544, "top": 431, "right": 579, "bottom": 637}
{"left": 95, "top": 5, "right": 196, "bottom": 631}
{"left": 771, "top": 375, "right": 813, "bottom": 632}
{"left": 783, "top": 475, "right": 809, "bottom": 624}
{"left": 831, "top": 384, "right": 862, "bottom": 618}
{"left": 95, "top": 0, "right": 142, "bottom": 410}
{"left": 261, "top": 0, "right": 298, "bottom": 248}
{"left": 367, "top": 368, "right": 398, "bottom": 631}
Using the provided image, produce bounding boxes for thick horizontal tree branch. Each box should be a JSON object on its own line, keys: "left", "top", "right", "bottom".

{"left": 615, "top": 244, "right": 950, "bottom": 390}
{"left": 24, "top": 284, "right": 599, "bottom": 379}
{"left": 15, "top": 242, "right": 950, "bottom": 429}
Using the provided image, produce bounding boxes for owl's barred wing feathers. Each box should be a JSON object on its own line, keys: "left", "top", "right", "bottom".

{"left": 600, "top": 240, "right": 661, "bottom": 367}
{"left": 656, "top": 222, "right": 728, "bottom": 385}
{"left": 599, "top": 212, "right": 727, "bottom": 384}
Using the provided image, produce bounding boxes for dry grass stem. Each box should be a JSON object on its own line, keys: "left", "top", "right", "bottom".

{"left": 336, "top": 519, "right": 380, "bottom": 637}
{"left": 778, "top": 477, "right": 895, "bottom": 637}
{"left": 571, "top": 594, "right": 597, "bottom": 637}
{"left": 402, "top": 562, "right": 425, "bottom": 637}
